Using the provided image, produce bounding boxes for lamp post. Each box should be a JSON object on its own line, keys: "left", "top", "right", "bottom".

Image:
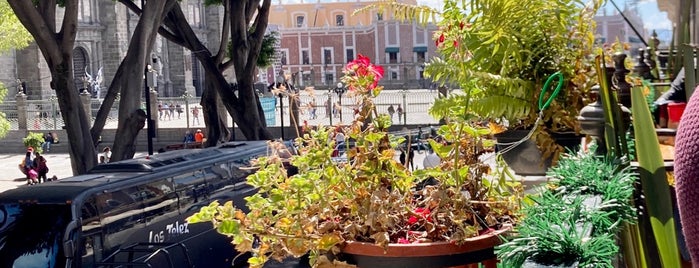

{"left": 49, "top": 95, "right": 58, "bottom": 130}
{"left": 277, "top": 76, "right": 285, "bottom": 140}
{"left": 181, "top": 92, "right": 192, "bottom": 130}
{"left": 145, "top": 64, "right": 157, "bottom": 155}
{"left": 334, "top": 82, "right": 345, "bottom": 122}
{"left": 402, "top": 88, "right": 408, "bottom": 125}
{"left": 327, "top": 89, "right": 333, "bottom": 126}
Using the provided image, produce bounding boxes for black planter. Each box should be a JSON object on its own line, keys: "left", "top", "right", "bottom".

{"left": 494, "top": 130, "right": 582, "bottom": 176}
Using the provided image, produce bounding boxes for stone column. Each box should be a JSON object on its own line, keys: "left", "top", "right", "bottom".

{"left": 16, "top": 92, "right": 27, "bottom": 130}
{"left": 80, "top": 90, "right": 92, "bottom": 124}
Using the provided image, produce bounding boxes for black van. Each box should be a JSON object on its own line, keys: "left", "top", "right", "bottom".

{"left": 0, "top": 141, "right": 291, "bottom": 268}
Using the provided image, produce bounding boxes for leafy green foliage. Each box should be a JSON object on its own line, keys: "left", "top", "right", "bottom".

{"left": 22, "top": 132, "right": 45, "bottom": 154}
{"left": 0, "top": 1, "right": 32, "bottom": 53}
{"left": 256, "top": 31, "right": 279, "bottom": 68}
{"left": 631, "top": 81, "right": 682, "bottom": 268}
{"left": 189, "top": 55, "right": 522, "bottom": 267}
{"left": 497, "top": 151, "right": 637, "bottom": 267}
{"left": 547, "top": 153, "right": 638, "bottom": 226}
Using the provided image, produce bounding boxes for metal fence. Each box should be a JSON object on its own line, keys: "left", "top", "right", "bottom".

{"left": 1, "top": 89, "right": 448, "bottom": 131}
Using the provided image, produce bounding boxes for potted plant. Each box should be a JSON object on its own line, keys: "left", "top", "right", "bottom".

{"left": 405, "top": 0, "right": 602, "bottom": 174}
{"left": 496, "top": 149, "right": 638, "bottom": 267}
{"left": 187, "top": 55, "right": 522, "bottom": 267}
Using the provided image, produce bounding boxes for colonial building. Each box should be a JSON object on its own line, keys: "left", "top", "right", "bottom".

{"left": 0, "top": 0, "right": 439, "bottom": 102}
{"left": 267, "top": 0, "right": 439, "bottom": 90}
{"left": 594, "top": 4, "right": 649, "bottom": 55}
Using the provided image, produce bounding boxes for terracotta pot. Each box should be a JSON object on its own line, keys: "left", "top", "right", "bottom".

{"left": 338, "top": 226, "right": 511, "bottom": 268}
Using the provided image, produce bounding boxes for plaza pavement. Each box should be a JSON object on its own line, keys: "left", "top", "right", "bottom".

{"left": 0, "top": 152, "right": 145, "bottom": 193}
{"left": 0, "top": 151, "right": 436, "bottom": 194}
{"left": 0, "top": 150, "right": 548, "bottom": 195}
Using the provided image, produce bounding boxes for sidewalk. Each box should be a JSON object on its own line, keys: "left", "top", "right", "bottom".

{"left": 0, "top": 152, "right": 146, "bottom": 194}
{"left": 0, "top": 153, "right": 75, "bottom": 193}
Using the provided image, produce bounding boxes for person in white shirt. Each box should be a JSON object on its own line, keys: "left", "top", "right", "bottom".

{"left": 101, "top": 147, "right": 112, "bottom": 163}
{"left": 423, "top": 149, "right": 441, "bottom": 169}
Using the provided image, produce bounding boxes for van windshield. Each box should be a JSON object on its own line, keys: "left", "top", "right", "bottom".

{"left": 0, "top": 203, "right": 71, "bottom": 268}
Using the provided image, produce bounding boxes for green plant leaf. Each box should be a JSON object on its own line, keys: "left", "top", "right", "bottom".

{"left": 631, "top": 85, "right": 681, "bottom": 268}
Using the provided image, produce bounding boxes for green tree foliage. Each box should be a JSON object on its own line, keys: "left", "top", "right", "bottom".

{"left": 255, "top": 31, "right": 278, "bottom": 68}
{"left": 0, "top": 0, "right": 32, "bottom": 139}
{"left": 0, "top": 0, "right": 32, "bottom": 53}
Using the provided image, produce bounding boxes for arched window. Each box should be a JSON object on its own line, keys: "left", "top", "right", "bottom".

{"left": 72, "top": 47, "right": 89, "bottom": 92}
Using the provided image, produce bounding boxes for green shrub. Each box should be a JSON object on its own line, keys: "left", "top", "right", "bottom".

{"left": 23, "top": 132, "right": 45, "bottom": 154}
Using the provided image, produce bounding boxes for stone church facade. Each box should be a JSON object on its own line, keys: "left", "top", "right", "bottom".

{"left": 0, "top": 0, "right": 220, "bottom": 101}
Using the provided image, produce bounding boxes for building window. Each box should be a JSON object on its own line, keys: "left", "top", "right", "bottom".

{"left": 188, "top": 4, "right": 202, "bottom": 27}
{"left": 416, "top": 51, "right": 425, "bottom": 62}
{"left": 78, "top": 0, "right": 92, "bottom": 22}
{"left": 390, "top": 70, "right": 398, "bottom": 80}
{"left": 389, "top": 52, "right": 398, "bottom": 64}
{"left": 325, "top": 73, "right": 334, "bottom": 85}
{"left": 323, "top": 48, "right": 333, "bottom": 65}
{"left": 296, "top": 16, "right": 305, "bottom": 27}
{"left": 280, "top": 50, "right": 288, "bottom": 66}
{"left": 346, "top": 49, "right": 354, "bottom": 62}
{"left": 336, "top": 15, "right": 344, "bottom": 26}
{"left": 301, "top": 50, "right": 310, "bottom": 65}
{"left": 303, "top": 73, "right": 312, "bottom": 85}
{"left": 377, "top": 13, "right": 383, "bottom": 21}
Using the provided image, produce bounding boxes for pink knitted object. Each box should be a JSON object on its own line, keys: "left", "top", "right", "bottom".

{"left": 675, "top": 87, "right": 699, "bottom": 262}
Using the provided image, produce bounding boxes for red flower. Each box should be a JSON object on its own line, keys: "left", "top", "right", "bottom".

{"left": 453, "top": 40, "right": 459, "bottom": 47}
{"left": 439, "top": 33, "right": 445, "bottom": 43}
{"left": 459, "top": 21, "right": 465, "bottom": 30}
{"left": 343, "top": 54, "right": 384, "bottom": 93}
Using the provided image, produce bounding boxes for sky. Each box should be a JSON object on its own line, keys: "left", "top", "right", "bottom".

{"left": 416, "top": 0, "right": 672, "bottom": 32}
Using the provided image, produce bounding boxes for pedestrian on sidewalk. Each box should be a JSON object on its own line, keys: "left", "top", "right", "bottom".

{"left": 34, "top": 152, "right": 49, "bottom": 183}
{"left": 396, "top": 104, "right": 404, "bottom": 124}
{"left": 192, "top": 106, "right": 200, "bottom": 125}
{"left": 387, "top": 104, "right": 395, "bottom": 123}
{"left": 42, "top": 132, "right": 54, "bottom": 153}
{"left": 195, "top": 129, "right": 205, "bottom": 143}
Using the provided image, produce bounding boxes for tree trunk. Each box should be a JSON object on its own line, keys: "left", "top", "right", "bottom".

{"left": 8, "top": 0, "right": 97, "bottom": 174}
{"left": 111, "top": 0, "right": 175, "bottom": 161}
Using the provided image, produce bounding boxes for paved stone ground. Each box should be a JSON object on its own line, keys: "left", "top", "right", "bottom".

{"left": 0, "top": 152, "right": 146, "bottom": 193}
{"left": 0, "top": 150, "right": 548, "bottom": 194}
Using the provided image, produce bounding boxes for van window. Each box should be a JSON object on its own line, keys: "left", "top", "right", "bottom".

{"left": 141, "top": 179, "right": 178, "bottom": 226}
{"left": 0, "top": 203, "right": 70, "bottom": 267}
{"left": 97, "top": 186, "right": 146, "bottom": 257}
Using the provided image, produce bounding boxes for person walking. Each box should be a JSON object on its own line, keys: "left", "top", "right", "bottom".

{"left": 396, "top": 104, "right": 404, "bottom": 124}
{"left": 175, "top": 104, "right": 183, "bottom": 119}
{"left": 169, "top": 103, "right": 176, "bottom": 120}
{"left": 34, "top": 152, "right": 49, "bottom": 183}
{"left": 192, "top": 106, "right": 200, "bottom": 125}
{"left": 387, "top": 104, "right": 395, "bottom": 123}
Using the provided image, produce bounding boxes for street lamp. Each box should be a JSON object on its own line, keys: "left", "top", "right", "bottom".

{"left": 145, "top": 64, "right": 157, "bottom": 155}
{"left": 277, "top": 76, "right": 285, "bottom": 140}
{"left": 49, "top": 95, "right": 58, "bottom": 130}
{"left": 334, "top": 82, "right": 345, "bottom": 122}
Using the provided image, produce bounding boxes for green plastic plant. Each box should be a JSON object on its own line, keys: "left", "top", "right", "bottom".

{"left": 497, "top": 150, "right": 638, "bottom": 267}
{"left": 188, "top": 55, "right": 522, "bottom": 267}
